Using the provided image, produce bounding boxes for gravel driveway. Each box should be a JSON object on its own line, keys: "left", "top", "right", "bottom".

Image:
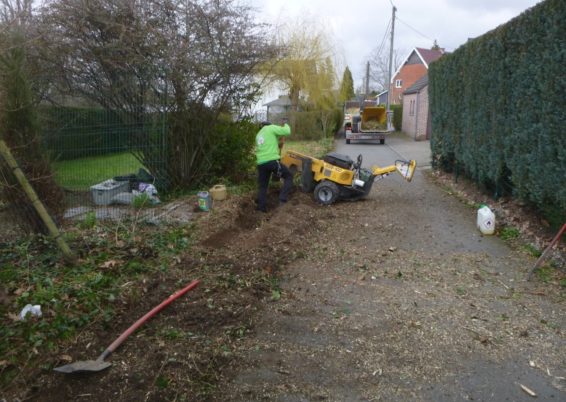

{"left": 213, "top": 133, "right": 565, "bottom": 401}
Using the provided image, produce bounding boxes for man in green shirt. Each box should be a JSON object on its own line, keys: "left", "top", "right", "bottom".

{"left": 255, "top": 119, "right": 292, "bottom": 212}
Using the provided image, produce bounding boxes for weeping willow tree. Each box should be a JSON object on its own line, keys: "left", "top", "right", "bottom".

{"left": 309, "top": 57, "right": 339, "bottom": 138}
{"left": 263, "top": 18, "right": 339, "bottom": 136}
{"left": 268, "top": 20, "right": 335, "bottom": 109}
{"left": 0, "top": 0, "right": 64, "bottom": 232}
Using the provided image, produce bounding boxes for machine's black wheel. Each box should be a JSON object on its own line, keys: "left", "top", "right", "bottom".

{"left": 380, "top": 139, "right": 385, "bottom": 145}
{"left": 346, "top": 139, "right": 351, "bottom": 144}
{"left": 314, "top": 181, "right": 340, "bottom": 205}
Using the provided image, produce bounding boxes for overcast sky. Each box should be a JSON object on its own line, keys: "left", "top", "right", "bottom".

{"left": 247, "top": 0, "right": 543, "bottom": 91}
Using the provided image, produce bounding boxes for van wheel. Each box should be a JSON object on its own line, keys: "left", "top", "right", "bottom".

{"left": 314, "top": 181, "right": 339, "bottom": 205}
{"left": 346, "top": 139, "right": 350, "bottom": 144}
{"left": 380, "top": 139, "right": 385, "bottom": 144}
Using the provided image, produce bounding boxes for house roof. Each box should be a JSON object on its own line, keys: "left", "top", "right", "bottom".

{"left": 403, "top": 75, "right": 428, "bottom": 95}
{"left": 263, "top": 95, "right": 291, "bottom": 107}
{"left": 391, "top": 47, "right": 445, "bottom": 82}
{"left": 416, "top": 47, "right": 444, "bottom": 65}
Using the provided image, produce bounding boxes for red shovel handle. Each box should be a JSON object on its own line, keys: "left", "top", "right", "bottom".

{"left": 98, "top": 279, "right": 200, "bottom": 361}
{"left": 528, "top": 223, "right": 566, "bottom": 281}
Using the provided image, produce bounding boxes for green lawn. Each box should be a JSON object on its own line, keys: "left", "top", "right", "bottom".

{"left": 54, "top": 152, "right": 143, "bottom": 191}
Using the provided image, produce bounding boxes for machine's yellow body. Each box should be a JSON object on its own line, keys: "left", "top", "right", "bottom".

{"left": 281, "top": 151, "right": 354, "bottom": 185}
{"left": 281, "top": 150, "right": 416, "bottom": 205}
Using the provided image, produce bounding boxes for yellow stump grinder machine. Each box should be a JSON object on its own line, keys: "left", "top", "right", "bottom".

{"left": 281, "top": 151, "right": 416, "bottom": 205}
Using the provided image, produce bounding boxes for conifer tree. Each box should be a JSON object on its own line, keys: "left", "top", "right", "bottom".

{"left": 338, "top": 66, "right": 355, "bottom": 103}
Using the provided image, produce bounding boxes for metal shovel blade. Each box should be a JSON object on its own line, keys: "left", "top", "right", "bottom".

{"left": 53, "top": 359, "right": 112, "bottom": 374}
{"left": 53, "top": 280, "right": 200, "bottom": 375}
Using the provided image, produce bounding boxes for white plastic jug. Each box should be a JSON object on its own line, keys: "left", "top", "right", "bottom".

{"left": 477, "top": 205, "right": 495, "bottom": 235}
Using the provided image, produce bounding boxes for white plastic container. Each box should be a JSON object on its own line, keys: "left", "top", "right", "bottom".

{"left": 477, "top": 205, "right": 495, "bottom": 235}
{"left": 90, "top": 179, "right": 130, "bottom": 206}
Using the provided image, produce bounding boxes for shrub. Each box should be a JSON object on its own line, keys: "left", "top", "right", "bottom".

{"left": 204, "top": 118, "right": 257, "bottom": 184}
{"left": 391, "top": 104, "right": 402, "bottom": 131}
{"left": 290, "top": 108, "right": 342, "bottom": 140}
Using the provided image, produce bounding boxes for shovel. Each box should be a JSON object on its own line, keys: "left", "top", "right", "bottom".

{"left": 54, "top": 279, "right": 200, "bottom": 374}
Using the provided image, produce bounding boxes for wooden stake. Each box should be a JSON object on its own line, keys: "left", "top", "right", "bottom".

{"left": 0, "top": 140, "right": 74, "bottom": 261}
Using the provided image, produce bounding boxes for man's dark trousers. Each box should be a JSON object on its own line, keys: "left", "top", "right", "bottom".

{"left": 257, "top": 160, "right": 292, "bottom": 212}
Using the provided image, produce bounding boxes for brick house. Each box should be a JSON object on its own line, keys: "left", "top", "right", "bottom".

{"left": 402, "top": 75, "right": 430, "bottom": 141}
{"left": 390, "top": 47, "right": 444, "bottom": 105}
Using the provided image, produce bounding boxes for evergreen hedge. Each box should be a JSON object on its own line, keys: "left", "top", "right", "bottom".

{"left": 429, "top": 0, "right": 566, "bottom": 224}
{"left": 391, "top": 104, "right": 402, "bottom": 131}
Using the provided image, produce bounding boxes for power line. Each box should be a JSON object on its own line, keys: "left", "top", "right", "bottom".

{"left": 374, "top": 17, "right": 391, "bottom": 59}
{"left": 396, "top": 15, "right": 435, "bottom": 43}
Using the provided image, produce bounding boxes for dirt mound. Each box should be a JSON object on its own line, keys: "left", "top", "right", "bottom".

{"left": 23, "top": 190, "right": 327, "bottom": 402}
{"left": 201, "top": 190, "right": 318, "bottom": 252}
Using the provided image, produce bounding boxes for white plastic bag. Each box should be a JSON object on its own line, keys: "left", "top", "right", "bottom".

{"left": 19, "top": 304, "right": 42, "bottom": 320}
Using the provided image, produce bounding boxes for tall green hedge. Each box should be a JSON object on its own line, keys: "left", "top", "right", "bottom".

{"left": 429, "top": 0, "right": 566, "bottom": 223}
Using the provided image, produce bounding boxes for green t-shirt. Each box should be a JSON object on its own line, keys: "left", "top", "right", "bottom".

{"left": 255, "top": 123, "right": 291, "bottom": 165}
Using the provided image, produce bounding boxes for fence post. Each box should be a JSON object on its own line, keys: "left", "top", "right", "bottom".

{"left": 0, "top": 140, "right": 74, "bottom": 261}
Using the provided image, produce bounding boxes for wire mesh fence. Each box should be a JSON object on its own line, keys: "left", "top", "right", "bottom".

{"left": 41, "top": 106, "right": 168, "bottom": 207}
{"left": 42, "top": 108, "right": 166, "bottom": 198}
{"left": 0, "top": 105, "right": 168, "bottom": 238}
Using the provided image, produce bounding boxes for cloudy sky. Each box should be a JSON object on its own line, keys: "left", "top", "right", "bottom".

{"left": 247, "top": 0, "right": 543, "bottom": 90}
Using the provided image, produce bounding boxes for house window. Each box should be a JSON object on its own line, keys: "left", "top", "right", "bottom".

{"left": 395, "top": 79, "right": 402, "bottom": 88}
{"left": 409, "top": 100, "right": 415, "bottom": 116}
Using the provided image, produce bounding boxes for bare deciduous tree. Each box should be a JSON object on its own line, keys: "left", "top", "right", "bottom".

{"left": 39, "top": 0, "right": 279, "bottom": 188}
{"left": 368, "top": 48, "right": 403, "bottom": 94}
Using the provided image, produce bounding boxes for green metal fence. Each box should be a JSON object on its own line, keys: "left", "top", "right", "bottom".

{"left": 40, "top": 106, "right": 168, "bottom": 209}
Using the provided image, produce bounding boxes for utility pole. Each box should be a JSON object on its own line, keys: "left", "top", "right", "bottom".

{"left": 386, "top": 5, "right": 396, "bottom": 130}
{"left": 365, "top": 61, "right": 370, "bottom": 98}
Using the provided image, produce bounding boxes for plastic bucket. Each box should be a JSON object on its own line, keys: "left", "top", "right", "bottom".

{"left": 477, "top": 205, "right": 495, "bottom": 235}
{"left": 197, "top": 191, "right": 212, "bottom": 211}
{"left": 209, "top": 184, "right": 227, "bottom": 201}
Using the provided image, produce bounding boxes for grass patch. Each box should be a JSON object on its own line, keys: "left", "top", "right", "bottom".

{"left": 500, "top": 226, "right": 520, "bottom": 241}
{"left": 522, "top": 243, "right": 542, "bottom": 258}
{"left": 54, "top": 152, "right": 143, "bottom": 191}
{"left": 0, "top": 221, "right": 194, "bottom": 391}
